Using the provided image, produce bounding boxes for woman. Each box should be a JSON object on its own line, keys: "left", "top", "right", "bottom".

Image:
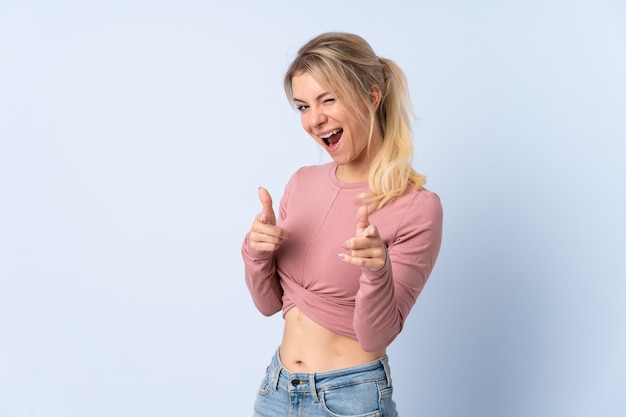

{"left": 242, "top": 32, "right": 443, "bottom": 417}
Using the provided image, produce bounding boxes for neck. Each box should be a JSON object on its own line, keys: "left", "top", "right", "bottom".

{"left": 335, "top": 163, "right": 370, "bottom": 183}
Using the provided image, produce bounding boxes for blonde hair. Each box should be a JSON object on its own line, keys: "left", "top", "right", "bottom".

{"left": 284, "top": 32, "right": 426, "bottom": 209}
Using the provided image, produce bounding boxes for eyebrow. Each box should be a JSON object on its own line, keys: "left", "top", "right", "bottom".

{"left": 293, "top": 92, "right": 331, "bottom": 104}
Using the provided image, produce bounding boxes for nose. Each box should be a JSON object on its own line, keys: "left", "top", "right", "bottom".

{"left": 307, "top": 105, "right": 327, "bottom": 127}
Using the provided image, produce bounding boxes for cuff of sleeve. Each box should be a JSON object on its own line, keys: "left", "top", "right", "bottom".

{"left": 361, "top": 254, "right": 391, "bottom": 281}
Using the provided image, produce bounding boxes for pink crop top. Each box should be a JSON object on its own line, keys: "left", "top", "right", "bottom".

{"left": 242, "top": 162, "right": 443, "bottom": 352}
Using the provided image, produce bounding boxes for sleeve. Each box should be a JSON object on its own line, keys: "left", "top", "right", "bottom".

{"left": 240, "top": 176, "right": 294, "bottom": 317}
{"left": 241, "top": 237, "right": 282, "bottom": 316}
{"left": 353, "top": 191, "right": 443, "bottom": 352}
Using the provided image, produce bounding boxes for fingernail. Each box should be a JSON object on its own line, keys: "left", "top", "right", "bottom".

{"left": 337, "top": 253, "right": 345, "bottom": 259}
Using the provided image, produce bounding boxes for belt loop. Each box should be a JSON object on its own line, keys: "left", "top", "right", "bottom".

{"left": 271, "top": 367, "right": 280, "bottom": 391}
{"left": 308, "top": 373, "right": 319, "bottom": 402}
{"left": 380, "top": 357, "right": 393, "bottom": 388}
{"left": 270, "top": 351, "right": 281, "bottom": 391}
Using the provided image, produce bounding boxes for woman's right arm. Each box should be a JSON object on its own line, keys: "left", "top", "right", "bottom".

{"left": 241, "top": 187, "right": 291, "bottom": 316}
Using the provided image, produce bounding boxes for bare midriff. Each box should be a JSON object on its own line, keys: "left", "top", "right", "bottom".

{"left": 279, "top": 306, "right": 386, "bottom": 373}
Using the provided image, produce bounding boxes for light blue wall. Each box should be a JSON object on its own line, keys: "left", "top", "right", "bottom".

{"left": 1, "top": 1, "right": 624, "bottom": 416}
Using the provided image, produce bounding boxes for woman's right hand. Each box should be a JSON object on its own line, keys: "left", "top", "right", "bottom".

{"left": 248, "top": 187, "right": 291, "bottom": 254}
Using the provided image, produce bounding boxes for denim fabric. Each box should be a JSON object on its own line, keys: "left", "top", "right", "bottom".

{"left": 253, "top": 349, "right": 399, "bottom": 417}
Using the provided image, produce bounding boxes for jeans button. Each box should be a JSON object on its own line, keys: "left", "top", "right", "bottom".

{"left": 291, "top": 379, "right": 300, "bottom": 387}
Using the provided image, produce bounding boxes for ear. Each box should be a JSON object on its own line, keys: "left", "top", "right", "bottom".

{"left": 369, "top": 85, "right": 382, "bottom": 111}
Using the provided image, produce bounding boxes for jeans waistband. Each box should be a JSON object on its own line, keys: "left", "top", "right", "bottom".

{"left": 266, "top": 349, "right": 393, "bottom": 403}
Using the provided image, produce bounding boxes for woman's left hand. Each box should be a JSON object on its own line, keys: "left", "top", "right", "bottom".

{"left": 339, "top": 205, "right": 387, "bottom": 272}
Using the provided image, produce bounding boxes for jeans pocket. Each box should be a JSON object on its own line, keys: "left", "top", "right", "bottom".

{"left": 319, "top": 380, "right": 382, "bottom": 417}
{"left": 257, "top": 368, "right": 272, "bottom": 396}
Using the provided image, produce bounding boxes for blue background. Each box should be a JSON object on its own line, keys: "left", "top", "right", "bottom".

{"left": 1, "top": 1, "right": 624, "bottom": 416}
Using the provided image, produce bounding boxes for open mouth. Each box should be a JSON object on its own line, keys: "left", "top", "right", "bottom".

{"left": 320, "top": 129, "right": 343, "bottom": 148}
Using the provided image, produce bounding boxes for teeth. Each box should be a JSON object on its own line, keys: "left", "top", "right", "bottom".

{"left": 320, "top": 129, "right": 341, "bottom": 139}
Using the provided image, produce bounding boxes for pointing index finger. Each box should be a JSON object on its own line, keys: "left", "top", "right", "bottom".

{"left": 258, "top": 187, "right": 273, "bottom": 211}
{"left": 356, "top": 205, "right": 370, "bottom": 233}
{"left": 258, "top": 186, "right": 276, "bottom": 225}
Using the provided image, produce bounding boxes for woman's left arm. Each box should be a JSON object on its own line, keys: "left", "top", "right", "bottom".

{"left": 343, "top": 192, "right": 443, "bottom": 352}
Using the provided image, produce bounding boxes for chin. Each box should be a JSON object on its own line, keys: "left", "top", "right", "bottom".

{"left": 330, "top": 156, "right": 349, "bottom": 165}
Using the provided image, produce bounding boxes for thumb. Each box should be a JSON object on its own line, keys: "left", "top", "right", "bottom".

{"left": 258, "top": 187, "right": 276, "bottom": 224}
{"left": 356, "top": 205, "right": 370, "bottom": 234}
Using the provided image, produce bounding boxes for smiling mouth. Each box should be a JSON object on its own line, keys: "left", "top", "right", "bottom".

{"left": 320, "top": 129, "right": 343, "bottom": 147}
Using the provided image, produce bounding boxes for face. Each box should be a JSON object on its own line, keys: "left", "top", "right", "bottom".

{"left": 291, "top": 72, "right": 382, "bottom": 182}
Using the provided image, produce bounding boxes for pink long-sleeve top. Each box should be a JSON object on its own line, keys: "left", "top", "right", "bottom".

{"left": 242, "top": 162, "right": 443, "bottom": 352}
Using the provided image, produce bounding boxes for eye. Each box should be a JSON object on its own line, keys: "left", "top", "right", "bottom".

{"left": 323, "top": 98, "right": 336, "bottom": 104}
{"left": 295, "top": 104, "right": 309, "bottom": 112}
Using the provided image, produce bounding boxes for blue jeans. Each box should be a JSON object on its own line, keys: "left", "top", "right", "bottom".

{"left": 253, "top": 349, "right": 399, "bottom": 417}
